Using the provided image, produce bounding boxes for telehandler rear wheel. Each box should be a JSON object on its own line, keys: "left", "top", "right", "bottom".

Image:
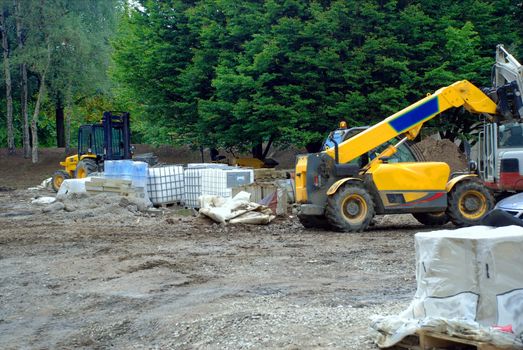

{"left": 51, "top": 170, "right": 70, "bottom": 192}
{"left": 447, "top": 181, "right": 493, "bottom": 227}
{"left": 76, "top": 159, "right": 98, "bottom": 178}
{"left": 412, "top": 211, "right": 449, "bottom": 226}
{"left": 298, "top": 214, "right": 332, "bottom": 229}
{"left": 326, "top": 184, "right": 375, "bottom": 232}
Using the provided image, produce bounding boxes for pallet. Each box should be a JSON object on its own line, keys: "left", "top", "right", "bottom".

{"left": 391, "top": 330, "right": 506, "bottom": 350}
{"left": 253, "top": 168, "right": 289, "bottom": 181}
{"left": 85, "top": 177, "right": 147, "bottom": 198}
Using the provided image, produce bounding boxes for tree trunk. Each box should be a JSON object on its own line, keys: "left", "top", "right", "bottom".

{"left": 31, "top": 42, "right": 51, "bottom": 164}
{"left": 31, "top": 77, "right": 47, "bottom": 163}
{"left": 20, "top": 63, "right": 29, "bottom": 157}
{"left": 15, "top": 0, "right": 30, "bottom": 158}
{"left": 261, "top": 135, "right": 274, "bottom": 160}
{"left": 251, "top": 143, "right": 263, "bottom": 160}
{"left": 55, "top": 98, "right": 65, "bottom": 147}
{"left": 1, "top": 9, "right": 15, "bottom": 154}
{"left": 65, "top": 106, "right": 71, "bottom": 154}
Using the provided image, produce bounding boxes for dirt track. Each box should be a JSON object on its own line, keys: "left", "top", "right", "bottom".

{"left": 0, "top": 148, "right": 453, "bottom": 349}
{"left": 0, "top": 186, "right": 436, "bottom": 349}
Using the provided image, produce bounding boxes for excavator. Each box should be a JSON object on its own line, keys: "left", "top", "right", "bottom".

{"left": 295, "top": 46, "right": 522, "bottom": 232}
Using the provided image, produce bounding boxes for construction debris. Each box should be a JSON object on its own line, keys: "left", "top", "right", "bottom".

{"left": 199, "top": 191, "right": 275, "bottom": 225}
{"left": 27, "top": 177, "right": 52, "bottom": 191}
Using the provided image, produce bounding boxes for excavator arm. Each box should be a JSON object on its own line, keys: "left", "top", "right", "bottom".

{"left": 324, "top": 80, "right": 497, "bottom": 164}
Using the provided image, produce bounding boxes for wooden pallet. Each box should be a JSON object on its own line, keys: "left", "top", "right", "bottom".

{"left": 253, "top": 168, "right": 289, "bottom": 180}
{"left": 391, "top": 330, "right": 506, "bottom": 350}
{"left": 85, "top": 177, "right": 146, "bottom": 197}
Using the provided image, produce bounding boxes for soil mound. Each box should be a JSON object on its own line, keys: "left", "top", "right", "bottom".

{"left": 416, "top": 137, "right": 468, "bottom": 173}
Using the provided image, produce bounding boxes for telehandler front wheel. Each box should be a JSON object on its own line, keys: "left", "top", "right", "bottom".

{"left": 76, "top": 159, "right": 98, "bottom": 178}
{"left": 412, "top": 211, "right": 450, "bottom": 226}
{"left": 51, "top": 170, "right": 70, "bottom": 192}
{"left": 326, "top": 184, "right": 375, "bottom": 232}
{"left": 447, "top": 181, "right": 493, "bottom": 227}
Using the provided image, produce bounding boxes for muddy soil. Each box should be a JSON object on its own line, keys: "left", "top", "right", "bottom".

{"left": 0, "top": 186, "right": 443, "bottom": 349}
{"left": 0, "top": 147, "right": 459, "bottom": 349}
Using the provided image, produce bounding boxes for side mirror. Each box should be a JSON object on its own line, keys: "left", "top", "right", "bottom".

{"left": 469, "top": 160, "right": 478, "bottom": 173}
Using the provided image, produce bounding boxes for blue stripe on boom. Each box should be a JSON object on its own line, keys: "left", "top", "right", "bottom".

{"left": 388, "top": 97, "right": 439, "bottom": 133}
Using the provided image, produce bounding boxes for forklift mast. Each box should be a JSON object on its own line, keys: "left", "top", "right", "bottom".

{"left": 102, "top": 111, "right": 132, "bottom": 160}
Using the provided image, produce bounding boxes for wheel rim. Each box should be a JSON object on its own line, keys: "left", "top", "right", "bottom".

{"left": 458, "top": 190, "right": 487, "bottom": 220}
{"left": 341, "top": 194, "right": 368, "bottom": 223}
{"left": 54, "top": 175, "right": 64, "bottom": 189}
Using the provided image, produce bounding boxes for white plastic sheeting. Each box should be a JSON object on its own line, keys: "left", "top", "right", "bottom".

{"left": 372, "top": 225, "right": 523, "bottom": 348}
{"left": 56, "top": 178, "right": 91, "bottom": 196}
{"left": 27, "top": 177, "right": 52, "bottom": 190}
{"left": 199, "top": 191, "right": 275, "bottom": 225}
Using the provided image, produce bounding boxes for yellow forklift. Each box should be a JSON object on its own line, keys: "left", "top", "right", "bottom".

{"left": 51, "top": 111, "right": 133, "bottom": 191}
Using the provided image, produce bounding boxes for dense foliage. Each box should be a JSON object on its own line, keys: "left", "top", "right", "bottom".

{"left": 1, "top": 0, "right": 522, "bottom": 158}
{"left": 112, "top": 0, "right": 522, "bottom": 154}
{"left": 0, "top": 0, "right": 118, "bottom": 160}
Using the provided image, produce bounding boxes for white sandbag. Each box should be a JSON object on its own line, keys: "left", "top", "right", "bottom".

{"left": 31, "top": 196, "right": 56, "bottom": 205}
{"left": 28, "top": 177, "right": 52, "bottom": 190}
{"left": 198, "top": 191, "right": 275, "bottom": 225}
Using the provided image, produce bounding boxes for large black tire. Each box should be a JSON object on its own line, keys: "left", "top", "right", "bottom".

{"left": 51, "top": 170, "right": 70, "bottom": 192}
{"left": 297, "top": 214, "right": 332, "bottom": 230}
{"left": 325, "top": 184, "right": 375, "bottom": 232}
{"left": 76, "top": 159, "right": 98, "bottom": 178}
{"left": 412, "top": 211, "right": 450, "bottom": 226}
{"left": 447, "top": 181, "right": 494, "bottom": 227}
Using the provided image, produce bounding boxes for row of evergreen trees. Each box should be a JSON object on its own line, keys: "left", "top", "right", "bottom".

{"left": 113, "top": 0, "right": 522, "bottom": 155}
{"left": 1, "top": 1, "right": 522, "bottom": 160}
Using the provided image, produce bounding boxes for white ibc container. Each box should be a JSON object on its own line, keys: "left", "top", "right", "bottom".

{"left": 147, "top": 165, "right": 184, "bottom": 205}
{"left": 183, "top": 167, "right": 205, "bottom": 208}
{"left": 201, "top": 168, "right": 254, "bottom": 198}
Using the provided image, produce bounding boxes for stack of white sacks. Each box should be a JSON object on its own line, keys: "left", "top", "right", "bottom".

{"left": 372, "top": 225, "right": 523, "bottom": 349}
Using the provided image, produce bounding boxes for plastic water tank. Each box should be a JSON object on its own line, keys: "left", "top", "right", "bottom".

{"left": 131, "top": 161, "right": 148, "bottom": 188}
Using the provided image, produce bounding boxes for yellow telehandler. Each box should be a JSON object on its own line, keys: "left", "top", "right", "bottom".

{"left": 294, "top": 76, "right": 520, "bottom": 231}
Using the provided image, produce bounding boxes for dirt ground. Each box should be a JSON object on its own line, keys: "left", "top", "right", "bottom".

{"left": 0, "top": 147, "right": 455, "bottom": 349}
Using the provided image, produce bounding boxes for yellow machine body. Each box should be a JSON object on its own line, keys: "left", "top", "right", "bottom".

{"left": 295, "top": 155, "right": 308, "bottom": 202}
{"left": 368, "top": 162, "right": 450, "bottom": 191}
{"left": 60, "top": 154, "right": 96, "bottom": 177}
{"left": 234, "top": 157, "right": 266, "bottom": 168}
